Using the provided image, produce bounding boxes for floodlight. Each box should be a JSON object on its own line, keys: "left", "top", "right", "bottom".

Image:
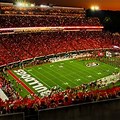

{"left": 91, "top": 6, "right": 95, "bottom": 11}
{"left": 95, "top": 6, "right": 100, "bottom": 10}
{"left": 90, "top": 5, "right": 100, "bottom": 11}
{"left": 31, "top": 4, "right": 35, "bottom": 7}
{"left": 16, "top": 2, "right": 23, "bottom": 7}
{"left": 40, "top": 4, "right": 49, "bottom": 8}
{"left": 24, "top": 3, "right": 29, "bottom": 7}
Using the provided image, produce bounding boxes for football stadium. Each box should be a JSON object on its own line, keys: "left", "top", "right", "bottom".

{"left": 0, "top": 1, "right": 120, "bottom": 120}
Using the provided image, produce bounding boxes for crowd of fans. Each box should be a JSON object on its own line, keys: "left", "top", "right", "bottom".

{"left": 0, "top": 76, "right": 19, "bottom": 101}
{"left": 0, "top": 31, "right": 119, "bottom": 66}
{"left": 112, "top": 34, "right": 120, "bottom": 47}
{"left": 0, "top": 74, "right": 120, "bottom": 115}
{"left": 0, "top": 43, "right": 18, "bottom": 66}
{"left": 0, "top": 15, "right": 101, "bottom": 28}
{"left": 1, "top": 6, "right": 85, "bottom": 16}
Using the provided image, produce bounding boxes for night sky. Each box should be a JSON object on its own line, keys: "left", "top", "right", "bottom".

{"left": 1, "top": 0, "right": 120, "bottom": 10}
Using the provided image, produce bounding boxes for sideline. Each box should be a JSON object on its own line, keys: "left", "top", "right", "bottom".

{"left": 7, "top": 70, "right": 36, "bottom": 98}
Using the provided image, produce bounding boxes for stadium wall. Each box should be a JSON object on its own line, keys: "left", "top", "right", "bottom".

{"left": 0, "top": 112, "right": 24, "bottom": 120}
{"left": 38, "top": 98, "right": 120, "bottom": 120}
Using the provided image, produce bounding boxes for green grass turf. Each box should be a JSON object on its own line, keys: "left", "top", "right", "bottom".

{"left": 7, "top": 59, "right": 120, "bottom": 97}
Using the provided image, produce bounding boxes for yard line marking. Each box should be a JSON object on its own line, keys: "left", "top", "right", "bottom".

{"left": 76, "top": 79, "right": 85, "bottom": 83}
{"left": 59, "top": 65, "right": 63, "bottom": 68}
{"left": 56, "top": 61, "right": 87, "bottom": 85}
{"left": 43, "top": 65, "right": 78, "bottom": 87}
{"left": 62, "top": 61, "right": 89, "bottom": 83}
{"left": 76, "top": 79, "right": 81, "bottom": 82}
{"left": 50, "top": 65, "right": 54, "bottom": 67}
{"left": 26, "top": 69, "right": 51, "bottom": 89}
{"left": 64, "top": 82, "right": 69, "bottom": 85}
{"left": 42, "top": 65, "right": 73, "bottom": 87}
{"left": 73, "top": 61, "right": 99, "bottom": 78}
{"left": 30, "top": 67, "right": 65, "bottom": 90}
{"left": 88, "top": 75, "right": 92, "bottom": 78}
{"left": 38, "top": 67, "right": 42, "bottom": 69}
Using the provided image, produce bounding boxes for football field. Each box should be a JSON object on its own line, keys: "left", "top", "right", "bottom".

{"left": 7, "top": 59, "right": 120, "bottom": 97}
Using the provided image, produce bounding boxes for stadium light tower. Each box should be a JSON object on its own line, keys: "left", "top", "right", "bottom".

{"left": 31, "top": 4, "right": 35, "bottom": 7}
{"left": 40, "top": 4, "right": 50, "bottom": 8}
{"left": 90, "top": 5, "right": 100, "bottom": 11}
{"left": 16, "top": 2, "right": 23, "bottom": 7}
{"left": 15, "top": 1, "right": 35, "bottom": 7}
{"left": 95, "top": 6, "right": 100, "bottom": 10}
